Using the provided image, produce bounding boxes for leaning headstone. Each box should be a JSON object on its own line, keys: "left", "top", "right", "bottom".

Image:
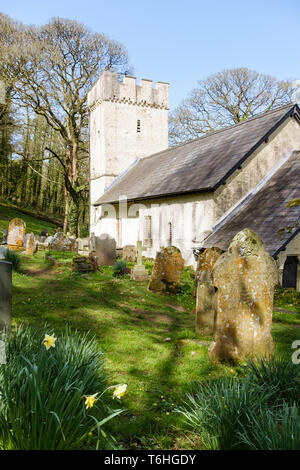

{"left": 123, "top": 244, "right": 137, "bottom": 262}
{"left": 195, "top": 247, "right": 223, "bottom": 335}
{"left": 95, "top": 234, "right": 116, "bottom": 266}
{"left": 25, "top": 233, "right": 37, "bottom": 255}
{"left": 131, "top": 241, "right": 149, "bottom": 281}
{"left": 209, "top": 228, "right": 278, "bottom": 363}
{"left": 7, "top": 218, "right": 26, "bottom": 250}
{"left": 148, "top": 246, "right": 184, "bottom": 293}
{"left": 0, "top": 260, "right": 12, "bottom": 332}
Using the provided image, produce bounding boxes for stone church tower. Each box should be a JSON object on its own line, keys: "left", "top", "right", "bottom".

{"left": 88, "top": 71, "right": 169, "bottom": 231}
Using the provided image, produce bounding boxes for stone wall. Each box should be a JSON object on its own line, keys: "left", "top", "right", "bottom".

{"left": 214, "top": 118, "right": 300, "bottom": 223}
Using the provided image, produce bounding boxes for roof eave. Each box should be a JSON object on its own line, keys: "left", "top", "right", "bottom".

{"left": 93, "top": 186, "right": 214, "bottom": 206}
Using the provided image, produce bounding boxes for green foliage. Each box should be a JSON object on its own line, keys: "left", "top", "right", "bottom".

{"left": 0, "top": 202, "right": 57, "bottom": 239}
{"left": 0, "top": 324, "right": 123, "bottom": 450}
{"left": 176, "top": 376, "right": 275, "bottom": 450}
{"left": 239, "top": 404, "right": 300, "bottom": 450}
{"left": 274, "top": 286, "right": 300, "bottom": 313}
{"left": 4, "top": 249, "right": 21, "bottom": 271}
{"left": 9, "top": 251, "right": 300, "bottom": 450}
{"left": 243, "top": 356, "right": 300, "bottom": 406}
{"left": 112, "top": 260, "right": 129, "bottom": 277}
{"left": 176, "top": 356, "right": 300, "bottom": 450}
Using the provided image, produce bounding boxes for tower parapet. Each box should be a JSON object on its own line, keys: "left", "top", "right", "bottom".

{"left": 88, "top": 71, "right": 169, "bottom": 110}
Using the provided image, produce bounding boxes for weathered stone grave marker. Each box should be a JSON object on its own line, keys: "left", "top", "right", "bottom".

{"left": 0, "top": 260, "right": 12, "bottom": 333}
{"left": 148, "top": 246, "right": 184, "bottom": 293}
{"left": 25, "top": 232, "right": 37, "bottom": 255}
{"left": 95, "top": 233, "right": 116, "bottom": 266}
{"left": 209, "top": 228, "right": 278, "bottom": 363}
{"left": 123, "top": 245, "right": 137, "bottom": 262}
{"left": 131, "top": 241, "right": 149, "bottom": 281}
{"left": 195, "top": 247, "right": 222, "bottom": 335}
{"left": 7, "top": 218, "right": 26, "bottom": 250}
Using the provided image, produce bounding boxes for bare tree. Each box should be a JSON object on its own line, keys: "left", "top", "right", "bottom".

{"left": 0, "top": 15, "right": 131, "bottom": 235}
{"left": 169, "top": 68, "right": 293, "bottom": 146}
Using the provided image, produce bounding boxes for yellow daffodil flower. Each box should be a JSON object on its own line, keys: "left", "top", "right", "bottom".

{"left": 84, "top": 393, "right": 98, "bottom": 409}
{"left": 113, "top": 384, "right": 127, "bottom": 399}
{"left": 42, "top": 334, "right": 56, "bottom": 350}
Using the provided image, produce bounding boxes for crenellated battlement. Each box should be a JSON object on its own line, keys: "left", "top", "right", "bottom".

{"left": 88, "top": 71, "right": 169, "bottom": 110}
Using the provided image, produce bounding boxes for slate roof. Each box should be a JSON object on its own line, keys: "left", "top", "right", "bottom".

{"left": 94, "top": 103, "right": 300, "bottom": 205}
{"left": 202, "top": 151, "right": 300, "bottom": 256}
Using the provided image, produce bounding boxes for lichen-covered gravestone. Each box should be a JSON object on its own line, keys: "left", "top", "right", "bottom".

{"left": 0, "top": 260, "right": 12, "bottom": 332}
{"left": 209, "top": 228, "right": 278, "bottom": 363}
{"left": 7, "top": 218, "right": 26, "bottom": 250}
{"left": 25, "top": 232, "right": 37, "bottom": 255}
{"left": 123, "top": 245, "right": 137, "bottom": 262}
{"left": 95, "top": 234, "right": 116, "bottom": 266}
{"left": 71, "top": 253, "right": 98, "bottom": 273}
{"left": 148, "top": 246, "right": 184, "bottom": 293}
{"left": 195, "top": 247, "right": 222, "bottom": 335}
{"left": 49, "top": 232, "right": 75, "bottom": 252}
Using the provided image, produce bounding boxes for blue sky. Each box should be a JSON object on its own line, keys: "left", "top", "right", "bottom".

{"left": 1, "top": 0, "right": 300, "bottom": 110}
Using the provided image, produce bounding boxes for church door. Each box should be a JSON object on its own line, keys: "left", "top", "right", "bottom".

{"left": 282, "top": 256, "right": 298, "bottom": 289}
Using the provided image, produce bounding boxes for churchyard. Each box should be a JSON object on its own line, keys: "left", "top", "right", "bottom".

{"left": 0, "top": 210, "right": 299, "bottom": 450}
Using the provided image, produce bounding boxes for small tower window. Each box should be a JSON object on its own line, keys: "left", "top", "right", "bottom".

{"left": 137, "top": 120, "right": 141, "bottom": 133}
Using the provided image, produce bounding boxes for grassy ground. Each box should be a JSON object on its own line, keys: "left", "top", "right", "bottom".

{"left": 8, "top": 250, "right": 300, "bottom": 450}
{"left": 0, "top": 203, "right": 57, "bottom": 239}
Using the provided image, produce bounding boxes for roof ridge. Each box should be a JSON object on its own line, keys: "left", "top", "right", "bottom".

{"left": 141, "top": 102, "right": 296, "bottom": 162}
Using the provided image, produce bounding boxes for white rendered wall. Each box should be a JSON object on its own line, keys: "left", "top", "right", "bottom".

{"left": 88, "top": 71, "right": 169, "bottom": 234}
{"left": 92, "top": 193, "right": 215, "bottom": 266}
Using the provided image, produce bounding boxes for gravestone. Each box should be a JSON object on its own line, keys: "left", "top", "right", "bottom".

{"left": 89, "top": 233, "right": 96, "bottom": 253}
{"left": 71, "top": 253, "right": 98, "bottom": 273}
{"left": 76, "top": 237, "right": 90, "bottom": 255}
{"left": 148, "top": 246, "right": 184, "bottom": 293}
{"left": 95, "top": 234, "right": 116, "bottom": 266}
{"left": 49, "top": 232, "right": 74, "bottom": 252}
{"left": 7, "top": 218, "right": 26, "bottom": 250}
{"left": 123, "top": 244, "right": 137, "bottom": 262}
{"left": 195, "top": 247, "right": 223, "bottom": 335}
{"left": 209, "top": 228, "right": 278, "bottom": 363}
{"left": 25, "top": 232, "right": 37, "bottom": 255}
{"left": 131, "top": 241, "right": 149, "bottom": 281}
{"left": 0, "top": 261, "right": 12, "bottom": 332}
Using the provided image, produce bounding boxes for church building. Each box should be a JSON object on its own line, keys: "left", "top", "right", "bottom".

{"left": 88, "top": 71, "right": 300, "bottom": 291}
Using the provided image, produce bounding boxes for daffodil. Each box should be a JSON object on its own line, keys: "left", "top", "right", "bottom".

{"left": 113, "top": 384, "right": 127, "bottom": 399}
{"left": 42, "top": 334, "right": 56, "bottom": 350}
{"left": 84, "top": 393, "right": 98, "bottom": 409}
